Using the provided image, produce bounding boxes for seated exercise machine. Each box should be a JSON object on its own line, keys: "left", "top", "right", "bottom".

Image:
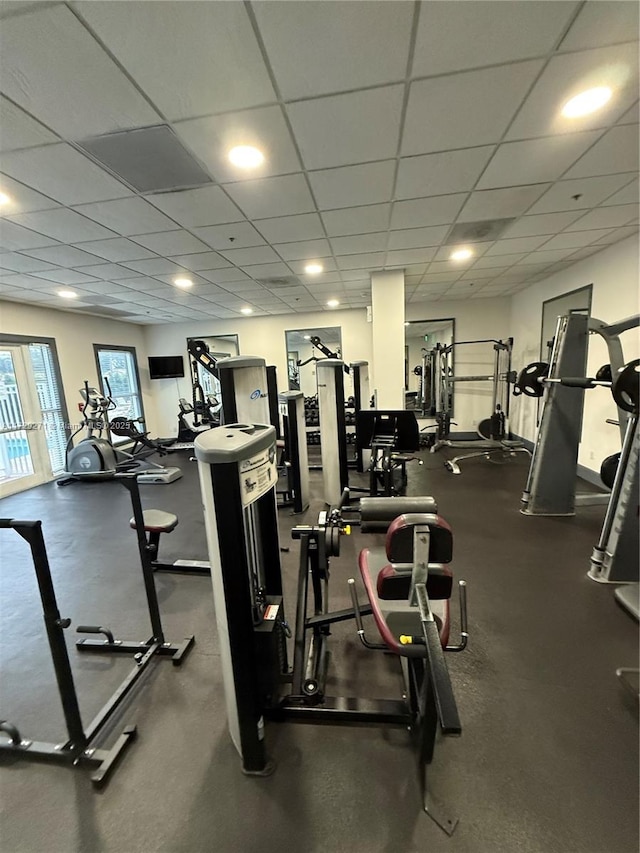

{"left": 170, "top": 339, "right": 222, "bottom": 450}
{"left": 356, "top": 409, "right": 423, "bottom": 496}
{"left": 276, "top": 390, "right": 310, "bottom": 514}
{"left": 0, "top": 474, "right": 194, "bottom": 785}
{"left": 58, "top": 380, "right": 181, "bottom": 486}
{"left": 195, "top": 423, "right": 468, "bottom": 833}
{"left": 516, "top": 312, "right": 639, "bottom": 517}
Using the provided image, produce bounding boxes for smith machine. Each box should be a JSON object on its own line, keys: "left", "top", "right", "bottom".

{"left": 194, "top": 423, "right": 468, "bottom": 833}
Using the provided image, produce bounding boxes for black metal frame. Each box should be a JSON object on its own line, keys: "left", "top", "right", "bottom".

{"left": 277, "top": 394, "right": 309, "bottom": 514}
{"left": 0, "top": 475, "right": 194, "bottom": 786}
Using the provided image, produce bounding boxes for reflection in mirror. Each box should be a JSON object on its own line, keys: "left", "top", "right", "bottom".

{"left": 186, "top": 334, "right": 239, "bottom": 402}
{"left": 404, "top": 319, "right": 455, "bottom": 415}
{"left": 285, "top": 327, "right": 342, "bottom": 394}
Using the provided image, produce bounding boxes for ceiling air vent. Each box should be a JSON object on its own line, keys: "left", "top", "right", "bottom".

{"left": 446, "top": 218, "right": 515, "bottom": 244}
{"left": 78, "top": 125, "right": 212, "bottom": 193}
{"left": 254, "top": 276, "right": 300, "bottom": 288}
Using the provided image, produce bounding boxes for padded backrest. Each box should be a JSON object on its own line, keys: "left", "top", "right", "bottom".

{"left": 377, "top": 564, "right": 453, "bottom": 600}
{"left": 359, "top": 496, "right": 438, "bottom": 533}
{"left": 386, "top": 513, "right": 453, "bottom": 564}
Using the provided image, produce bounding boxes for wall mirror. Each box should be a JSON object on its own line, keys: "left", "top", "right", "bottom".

{"left": 404, "top": 318, "right": 455, "bottom": 415}
{"left": 285, "top": 327, "right": 342, "bottom": 394}
{"left": 186, "top": 334, "right": 239, "bottom": 397}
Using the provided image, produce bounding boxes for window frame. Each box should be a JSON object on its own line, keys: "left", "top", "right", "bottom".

{"left": 93, "top": 344, "right": 145, "bottom": 444}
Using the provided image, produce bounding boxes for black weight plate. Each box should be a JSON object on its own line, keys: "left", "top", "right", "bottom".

{"left": 612, "top": 359, "right": 639, "bottom": 414}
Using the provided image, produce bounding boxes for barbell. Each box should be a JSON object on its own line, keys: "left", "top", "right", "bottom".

{"left": 513, "top": 358, "right": 639, "bottom": 414}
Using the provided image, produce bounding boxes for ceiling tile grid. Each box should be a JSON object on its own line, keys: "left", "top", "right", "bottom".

{"left": 0, "top": 0, "right": 637, "bottom": 320}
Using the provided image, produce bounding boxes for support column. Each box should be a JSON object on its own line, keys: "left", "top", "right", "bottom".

{"left": 370, "top": 269, "right": 405, "bottom": 409}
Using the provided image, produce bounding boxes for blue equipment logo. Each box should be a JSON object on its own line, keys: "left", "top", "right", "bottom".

{"left": 250, "top": 389, "right": 265, "bottom": 400}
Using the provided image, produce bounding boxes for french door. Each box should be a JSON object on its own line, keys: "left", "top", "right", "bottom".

{"left": 0, "top": 345, "right": 52, "bottom": 498}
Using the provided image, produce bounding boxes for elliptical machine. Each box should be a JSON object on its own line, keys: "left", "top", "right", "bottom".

{"left": 58, "top": 380, "right": 182, "bottom": 486}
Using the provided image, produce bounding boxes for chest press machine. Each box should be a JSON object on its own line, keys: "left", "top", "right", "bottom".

{"left": 195, "top": 423, "right": 468, "bottom": 834}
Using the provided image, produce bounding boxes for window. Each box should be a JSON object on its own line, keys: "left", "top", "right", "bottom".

{"left": 94, "top": 345, "right": 144, "bottom": 443}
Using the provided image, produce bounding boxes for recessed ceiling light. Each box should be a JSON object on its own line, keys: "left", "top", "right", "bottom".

{"left": 303, "top": 335, "right": 311, "bottom": 340}
{"left": 228, "top": 145, "right": 264, "bottom": 169}
{"left": 561, "top": 86, "right": 612, "bottom": 118}
{"left": 327, "top": 299, "right": 340, "bottom": 308}
{"left": 174, "top": 277, "right": 193, "bottom": 288}
{"left": 404, "top": 322, "right": 410, "bottom": 326}
{"left": 57, "top": 289, "right": 78, "bottom": 299}
{"left": 450, "top": 247, "right": 474, "bottom": 262}
{"left": 0, "top": 192, "right": 11, "bottom": 206}
{"left": 305, "top": 262, "right": 324, "bottom": 275}
{"left": 240, "top": 307, "right": 253, "bottom": 315}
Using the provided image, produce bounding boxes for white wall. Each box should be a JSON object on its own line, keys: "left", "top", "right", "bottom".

{"left": 0, "top": 300, "right": 153, "bottom": 432}
{"left": 509, "top": 235, "right": 640, "bottom": 473}
{"left": 406, "top": 297, "right": 512, "bottom": 431}
{"left": 144, "top": 307, "right": 372, "bottom": 437}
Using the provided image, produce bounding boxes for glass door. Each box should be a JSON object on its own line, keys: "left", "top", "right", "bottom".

{"left": 0, "top": 346, "right": 52, "bottom": 498}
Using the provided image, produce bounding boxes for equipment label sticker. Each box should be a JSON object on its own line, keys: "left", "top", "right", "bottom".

{"left": 239, "top": 443, "right": 277, "bottom": 506}
{"left": 263, "top": 604, "right": 279, "bottom": 621}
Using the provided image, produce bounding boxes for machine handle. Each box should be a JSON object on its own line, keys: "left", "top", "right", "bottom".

{"left": 347, "top": 579, "right": 387, "bottom": 651}
{"left": 76, "top": 625, "right": 115, "bottom": 644}
{"left": 445, "top": 581, "right": 468, "bottom": 653}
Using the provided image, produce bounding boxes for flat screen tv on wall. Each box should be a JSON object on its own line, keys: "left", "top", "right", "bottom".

{"left": 148, "top": 355, "right": 185, "bottom": 379}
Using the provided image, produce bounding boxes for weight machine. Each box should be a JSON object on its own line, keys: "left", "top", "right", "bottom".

{"left": 194, "top": 423, "right": 468, "bottom": 832}
{"left": 516, "top": 313, "right": 639, "bottom": 517}
{"left": 356, "top": 409, "right": 423, "bottom": 497}
{"left": 0, "top": 474, "right": 194, "bottom": 785}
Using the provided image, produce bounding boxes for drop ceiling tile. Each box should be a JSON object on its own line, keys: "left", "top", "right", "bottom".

{"left": 122, "top": 258, "right": 190, "bottom": 276}
{"left": 0, "top": 174, "right": 60, "bottom": 215}
{"left": 0, "top": 143, "right": 132, "bottom": 205}
{"left": 563, "top": 124, "right": 639, "bottom": 179}
{"left": 387, "top": 226, "right": 450, "bottom": 251}
{"left": 71, "top": 238, "right": 156, "bottom": 262}
{"left": 218, "top": 245, "right": 281, "bottom": 266}
{"left": 330, "top": 233, "right": 386, "bottom": 255}
{"left": 0, "top": 272, "right": 59, "bottom": 288}
{"left": 560, "top": 2, "right": 639, "bottom": 52}
{"left": 593, "top": 225, "right": 638, "bottom": 245}
{"left": 116, "top": 277, "right": 173, "bottom": 293}
{"left": 471, "top": 253, "right": 528, "bottom": 268}
{"left": 145, "top": 186, "right": 244, "bottom": 230}
{"left": 75, "top": 1, "right": 275, "bottom": 120}
{"left": 225, "top": 174, "right": 315, "bottom": 219}
{"left": 29, "top": 268, "right": 100, "bottom": 285}
{"left": 253, "top": 1, "right": 412, "bottom": 99}
{"left": 601, "top": 178, "right": 638, "bottom": 207}
{"left": 309, "top": 161, "right": 395, "bottom": 210}
{"left": 518, "top": 249, "right": 577, "bottom": 265}
{"left": 390, "top": 195, "right": 466, "bottom": 230}
{"left": 395, "top": 147, "right": 494, "bottom": 199}
{"left": 192, "top": 221, "right": 267, "bottom": 252}
{"left": 485, "top": 236, "right": 550, "bottom": 256}
{"left": 0, "top": 5, "right": 160, "bottom": 138}
{"left": 6, "top": 209, "right": 116, "bottom": 242}
{"left": 198, "top": 268, "right": 253, "bottom": 284}
{"left": 619, "top": 101, "right": 639, "bottom": 125}
{"left": 433, "top": 240, "right": 493, "bottom": 261}
{"left": 167, "top": 252, "right": 232, "bottom": 272}
{"left": 422, "top": 272, "right": 461, "bottom": 284}
{"left": 72, "top": 197, "right": 180, "bottom": 237}
{"left": 402, "top": 61, "right": 543, "bottom": 155}
{"left": 477, "top": 132, "right": 602, "bottom": 190}
{"left": 538, "top": 229, "right": 615, "bottom": 250}
{"left": 336, "top": 252, "right": 385, "bottom": 271}
{"left": 253, "top": 213, "right": 324, "bottom": 244}
{"left": 502, "top": 211, "right": 585, "bottom": 238}
{"left": 288, "top": 259, "right": 337, "bottom": 275}
{"left": 241, "top": 262, "right": 292, "bottom": 278}
{"left": 0, "top": 252, "right": 58, "bottom": 273}
{"left": 152, "top": 273, "right": 210, "bottom": 288}
{"left": 525, "top": 174, "right": 635, "bottom": 214}
{"left": 321, "top": 204, "right": 390, "bottom": 238}
{"left": 0, "top": 219, "right": 59, "bottom": 251}
{"left": 386, "top": 248, "right": 438, "bottom": 266}
{"left": 341, "top": 268, "right": 376, "bottom": 280}
{"left": 0, "top": 96, "right": 58, "bottom": 153}
{"left": 274, "top": 239, "right": 331, "bottom": 261}
{"left": 288, "top": 86, "right": 404, "bottom": 170}
{"left": 460, "top": 267, "right": 505, "bottom": 280}
{"left": 413, "top": 1, "right": 576, "bottom": 76}
{"left": 566, "top": 204, "right": 638, "bottom": 231}
{"left": 459, "top": 185, "right": 550, "bottom": 220}
{"left": 507, "top": 43, "right": 639, "bottom": 140}
{"left": 22, "top": 245, "right": 103, "bottom": 267}
{"left": 175, "top": 106, "right": 300, "bottom": 183}
{"left": 131, "top": 230, "right": 210, "bottom": 256}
